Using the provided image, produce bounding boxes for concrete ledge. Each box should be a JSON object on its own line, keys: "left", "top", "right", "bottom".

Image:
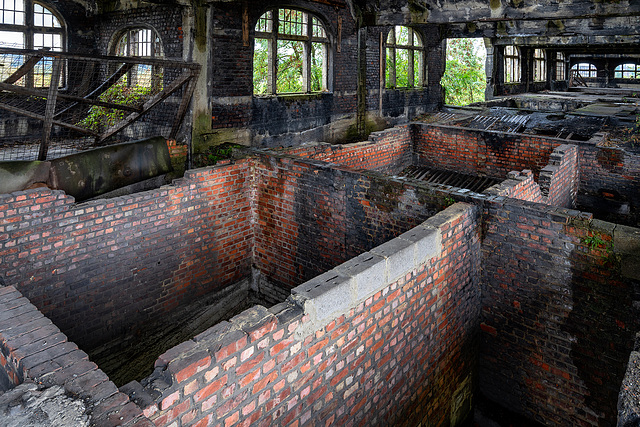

{"left": 0, "top": 161, "right": 51, "bottom": 194}
{"left": 614, "top": 224, "right": 640, "bottom": 281}
{"left": 291, "top": 203, "right": 461, "bottom": 339}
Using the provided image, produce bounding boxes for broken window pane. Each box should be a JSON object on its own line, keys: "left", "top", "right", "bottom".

{"left": 311, "top": 42, "right": 326, "bottom": 91}
{"left": 1, "top": 0, "right": 24, "bottom": 25}
{"left": 277, "top": 39, "right": 304, "bottom": 93}
{"left": 614, "top": 63, "right": 640, "bottom": 79}
{"left": 253, "top": 37, "right": 269, "bottom": 94}
{"left": 504, "top": 45, "right": 520, "bottom": 83}
{"left": 533, "top": 49, "right": 546, "bottom": 82}
{"left": 254, "top": 8, "right": 329, "bottom": 95}
{"left": 0, "top": 1, "right": 64, "bottom": 88}
{"left": 385, "top": 26, "right": 424, "bottom": 89}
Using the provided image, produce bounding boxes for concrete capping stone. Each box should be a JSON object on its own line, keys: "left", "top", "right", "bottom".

{"left": 613, "top": 224, "right": 640, "bottom": 281}
{"left": 370, "top": 237, "right": 415, "bottom": 284}
{"left": 335, "top": 252, "right": 386, "bottom": 302}
{"left": 292, "top": 203, "right": 465, "bottom": 340}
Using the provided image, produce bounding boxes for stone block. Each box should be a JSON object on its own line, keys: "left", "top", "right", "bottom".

{"left": 291, "top": 270, "right": 353, "bottom": 323}
{"left": 398, "top": 225, "right": 442, "bottom": 266}
{"left": 370, "top": 237, "right": 414, "bottom": 283}
{"left": 334, "top": 252, "right": 386, "bottom": 302}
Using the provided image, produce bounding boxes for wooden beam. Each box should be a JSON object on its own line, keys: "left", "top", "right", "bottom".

{"left": 38, "top": 59, "right": 62, "bottom": 160}
{"left": 0, "top": 82, "right": 142, "bottom": 113}
{"left": 170, "top": 70, "right": 199, "bottom": 139}
{"left": 3, "top": 54, "right": 43, "bottom": 84}
{"left": 98, "top": 71, "right": 192, "bottom": 142}
{"left": 0, "top": 102, "right": 98, "bottom": 136}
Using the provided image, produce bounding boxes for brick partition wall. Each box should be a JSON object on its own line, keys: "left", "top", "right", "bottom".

{"left": 577, "top": 142, "right": 640, "bottom": 214}
{"left": 125, "top": 203, "right": 482, "bottom": 427}
{"left": 416, "top": 123, "right": 640, "bottom": 222}
{"left": 278, "top": 125, "right": 413, "bottom": 175}
{"left": 414, "top": 123, "right": 561, "bottom": 179}
{"left": 479, "top": 199, "right": 640, "bottom": 426}
{"left": 484, "top": 144, "right": 579, "bottom": 208}
{"left": 0, "top": 161, "right": 253, "bottom": 351}
{"left": 0, "top": 285, "right": 153, "bottom": 426}
{"left": 252, "top": 151, "right": 453, "bottom": 290}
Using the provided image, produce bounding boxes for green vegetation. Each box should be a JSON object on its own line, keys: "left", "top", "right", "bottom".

{"left": 79, "top": 80, "right": 154, "bottom": 133}
{"left": 193, "top": 142, "right": 242, "bottom": 168}
{"left": 582, "top": 234, "right": 608, "bottom": 250}
{"left": 441, "top": 38, "right": 486, "bottom": 106}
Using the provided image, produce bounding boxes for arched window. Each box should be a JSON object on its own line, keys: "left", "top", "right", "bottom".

{"left": 614, "top": 63, "right": 640, "bottom": 79}
{"left": 533, "top": 49, "right": 546, "bottom": 82}
{"left": 503, "top": 45, "right": 520, "bottom": 83}
{"left": 385, "top": 26, "right": 424, "bottom": 88}
{"left": 555, "top": 52, "right": 565, "bottom": 80}
{"left": 570, "top": 63, "right": 597, "bottom": 78}
{"left": 113, "top": 27, "right": 163, "bottom": 88}
{"left": 0, "top": 0, "right": 65, "bottom": 87}
{"left": 253, "top": 8, "right": 329, "bottom": 95}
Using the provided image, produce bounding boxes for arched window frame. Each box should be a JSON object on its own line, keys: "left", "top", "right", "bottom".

{"left": 555, "top": 52, "right": 565, "bottom": 81}
{"left": 253, "top": 8, "right": 330, "bottom": 95}
{"left": 0, "top": 0, "right": 66, "bottom": 88}
{"left": 111, "top": 26, "right": 164, "bottom": 88}
{"left": 503, "top": 45, "right": 520, "bottom": 83}
{"left": 385, "top": 25, "right": 424, "bottom": 89}
{"left": 614, "top": 63, "right": 640, "bottom": 79}
{"left": 533, "top": 48, "right": 546, "bottom": 82}
{"left": 571, "top": 63, "right": 597, "bottom": 78}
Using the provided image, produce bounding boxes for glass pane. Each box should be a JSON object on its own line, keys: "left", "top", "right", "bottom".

{"left": 312, "top": 18, "right": 326, "bottom": 39}
{"left": 396, "top": 26, "right": 409, "bottom": 45}
{"left": 279, "top": 9, "right": 307, "bottom": 36}
{"left": 33, "top": 3, "right": 60, "bottom": 28}
{"left": 276, "top": 39, "right": 304, "bottom": 92}
{"left": 385, "top": 47, "right": 393, "bottom": 87}
{"left": 255, "top": 11, "right": 272, "bottom": 33}
{"left": 0, "top": 31, "right": 24, "bottom": 83}
{"left": 253, "top": 37, "right": 269, "bottom": 94}
{"left": 0, "top": 29, "right": 23, "bottom": 48}
{"left": 1, "top": 0, "right": 24, "bottom": 25}
{"left": 395, "top": 48, "right": 409, "bottom": 87}
{"left": 311, "top": 42, "right": 325, "bottom": 91}
{"left": 413, "top": 31, "right": 423, "bottom": 47}
{"left": 414, "top": 51, "right": 422, "bottom": 86}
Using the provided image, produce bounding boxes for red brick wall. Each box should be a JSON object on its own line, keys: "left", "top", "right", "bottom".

{"left": 0, "top": 285, "right": 153, "bottom": 426}
{"left": 485, "top": 144, "right": 579, "bottom": 208}
{"left": 416, "top": 124, "right": 640, "bottom": 218}
{"left": 540, "top": 144, "right": 579, "bottom": 208}
{"left": 578, "top": 143, "right": 640, "bottom": 210}
{"left": 280, "top": 125, "right": 413, "bottom": 175}
{"left": 480, "top": 201, "right": 638, "bottom": 425}
{"left": 134, "top": 204, "right": 482, "bottom": 427}
{"left": 485, "top": 170, "right": 544, "bottom": 203}
{"left": 415, "top": 124, "right": 560, "bottom": 179}
{"left": 252, "top": 153, "right": 450, "bottom": 290}
{"left": 0, "top": 161, "right": 253, "bottom": 350}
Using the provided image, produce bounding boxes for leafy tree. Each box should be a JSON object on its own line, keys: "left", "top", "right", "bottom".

{"left": 441, "top": 38, "right": 486, "bottom": 105}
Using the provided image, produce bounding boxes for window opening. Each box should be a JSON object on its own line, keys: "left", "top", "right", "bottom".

{"left": 253, "top": 8, "right": 329, "bottom": 95}
{"left": 441, "top": 38, "right": 486, "bottom": 106}
{"left": 555, "top": 52, "right": 565, "bottom": 80}
{"left": 533, "top": 49, "right": 546, "bottom": 82}
{"left": 570, "top": 63, "right": 597, "bottom": 78}
{"left": 504, "top": 45, "right": 520, "bottom": 83}
{"left": 614, "top": 63, "right": 640, "bottom": 79}
{"left": 385, "top": 25, "right": 424, "bottom": 89}
{"left": 114, "top": 27, "right": 163, "bottom": 88}
{"left": 0, "top": 0, "right": 65, "bottom": 87}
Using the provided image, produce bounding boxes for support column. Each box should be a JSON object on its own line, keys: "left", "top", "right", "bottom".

{"left": 356, "top": 26, "right": 367, "bottom": 140}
